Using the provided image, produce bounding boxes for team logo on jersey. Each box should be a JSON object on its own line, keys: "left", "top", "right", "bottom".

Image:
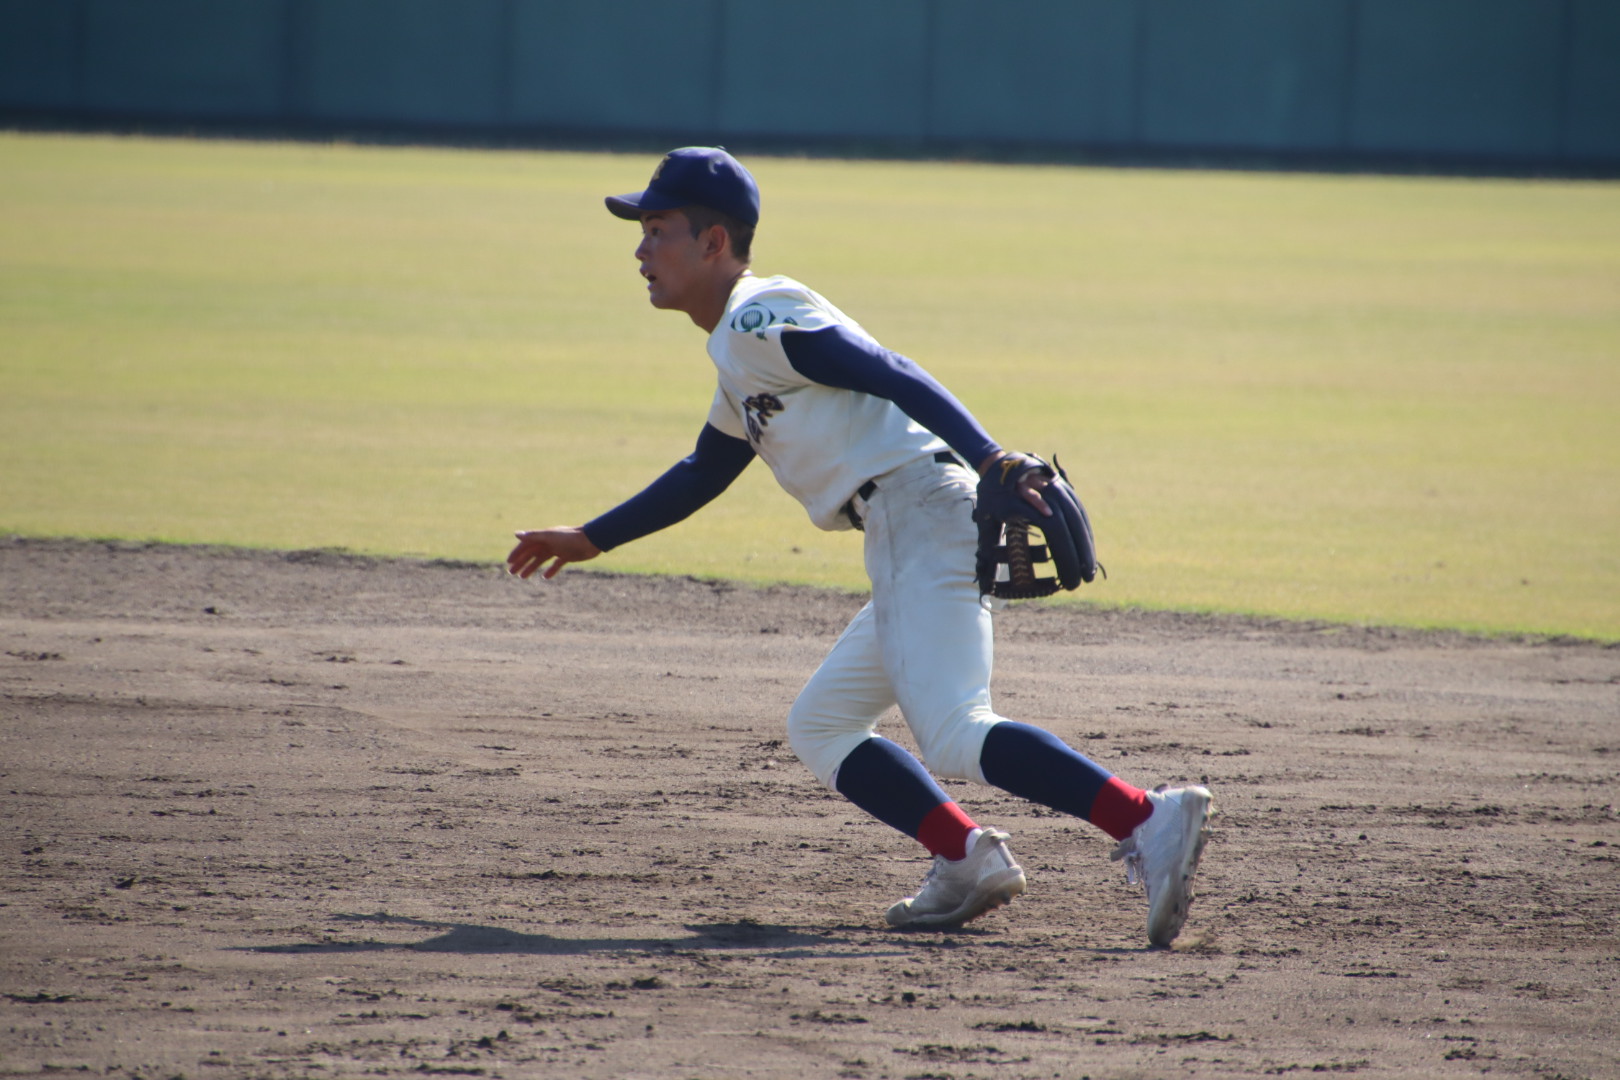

{"left": 742, "top": 393, "right": 784, "bottom": 444}
{"left": 730, "top": 304, "right": 802, "bottom": 340}
{"left": 731, "top": 303, "right": 775, "bottom": 338}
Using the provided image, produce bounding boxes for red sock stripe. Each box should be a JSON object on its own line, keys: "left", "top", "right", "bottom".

{"left": 1089, "top": 776, "right": 1152, "bottom": 841}
{"left": 915, "top": 801, "right": 979, "bottom": 861}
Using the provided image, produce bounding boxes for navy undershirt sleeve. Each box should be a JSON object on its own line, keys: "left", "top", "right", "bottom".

{"left": 779, "top": 324, "right": 1000, "bottom": 469}
{"left": 582, "top": 422, "right": 755, "bottom": 552}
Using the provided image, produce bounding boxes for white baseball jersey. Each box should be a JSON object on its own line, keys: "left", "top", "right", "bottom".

{"left": 705, "top": 273, "right": 948, "bottom": 531}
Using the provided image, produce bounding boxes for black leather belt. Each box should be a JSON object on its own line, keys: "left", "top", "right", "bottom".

{"left": 843, "top": 450, "right": 965, "bottom": 531}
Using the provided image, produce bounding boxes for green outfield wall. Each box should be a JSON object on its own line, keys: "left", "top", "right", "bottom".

{"left": 1, "top": 0, "right": 1616, "bottom": 166}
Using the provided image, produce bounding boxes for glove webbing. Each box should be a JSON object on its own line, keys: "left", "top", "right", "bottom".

{"left": 993, "top": 521, "right": 1061, "bottom": 600}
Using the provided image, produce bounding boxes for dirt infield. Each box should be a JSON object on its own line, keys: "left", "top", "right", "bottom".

{"left": 1, "top": 537, "right": 1616, "bottom": 1080}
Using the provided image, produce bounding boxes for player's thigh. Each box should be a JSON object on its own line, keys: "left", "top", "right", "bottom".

{"left": 882, "top": 591, "right": 998, "bottom": 780}
{"left": 866, "top": 471, "right": 1001, "bottom": 776}
{"left": 786, "top": 603, "right": 897, "bottom": 786}
{"left": 868, "top": 468, "right": 988, "bottom": 694}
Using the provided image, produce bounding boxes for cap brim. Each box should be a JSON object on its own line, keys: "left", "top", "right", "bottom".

{"left": 605, "top": 190, "right": 685, "bottom": 220}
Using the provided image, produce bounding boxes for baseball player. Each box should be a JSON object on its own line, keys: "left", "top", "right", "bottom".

{"left": 507, "top": 147, "right": 1211, "bottom": 946}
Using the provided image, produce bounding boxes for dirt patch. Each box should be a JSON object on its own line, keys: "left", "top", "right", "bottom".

{"left": 2, "top": 536, "right": 1616, "bottom": 1079}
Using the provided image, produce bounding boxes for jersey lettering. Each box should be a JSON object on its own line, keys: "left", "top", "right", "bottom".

{"left": 742, "top": 392, "right": 785, "bottom": 444}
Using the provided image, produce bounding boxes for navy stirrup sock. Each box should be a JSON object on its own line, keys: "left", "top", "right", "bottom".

{"left": 979, "top": 721, "right": 1119, "bottom": 817}
{"left": 834, "top": 737, "right": 978, "bottom": 858}
{"left": 980, "top": 721, "right": 1151, "bottom": 840}
{"left": 834, "top": 736, "right": 952, "bottom": 836}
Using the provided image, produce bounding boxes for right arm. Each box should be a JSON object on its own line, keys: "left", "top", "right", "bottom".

{"left": 780, "top": 325, "right": 1051, "bottom": 516}
{"left": 505, "top": 422, "right": 755, "bottom": 580}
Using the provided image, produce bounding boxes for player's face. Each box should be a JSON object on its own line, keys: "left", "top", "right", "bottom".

{"left": 634, "top": 210, "right": 708, "bottom": 314}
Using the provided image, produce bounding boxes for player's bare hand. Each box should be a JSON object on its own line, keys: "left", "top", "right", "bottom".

{"left": 506, "top": 527, "right": 602, "bottom": 580}
{"left": 1018, "top": 470, "right": 1054, "bottom": 517}
{"left": 977, "top": 451, "right": 1053, "bottom": 517}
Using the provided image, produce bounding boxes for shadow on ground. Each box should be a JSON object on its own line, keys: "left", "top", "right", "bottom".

{"left": 239, "top": 913, "right": 922, "bottom": 960}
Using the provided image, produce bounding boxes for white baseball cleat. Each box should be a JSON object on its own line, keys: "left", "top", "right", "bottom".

{"left": 1111, "top": 784, "right": 1214, "bottom": 947}
{"left": 885, "top": 827, "right": 1027, "bottom": 930}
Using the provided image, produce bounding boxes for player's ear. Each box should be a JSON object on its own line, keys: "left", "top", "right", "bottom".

{"left": 701, "top": 223, "right": 732, "bottom": 261}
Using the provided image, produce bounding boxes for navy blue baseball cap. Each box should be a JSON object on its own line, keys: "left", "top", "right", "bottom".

{"left": 605, "top": 147, "right": 760, "bottom": 227}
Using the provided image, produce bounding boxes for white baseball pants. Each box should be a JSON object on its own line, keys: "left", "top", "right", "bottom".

{"left": 786, "top": 455, "right": 1006, "bottom": 788}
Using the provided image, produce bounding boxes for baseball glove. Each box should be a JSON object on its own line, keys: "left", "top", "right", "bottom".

{"left": 974, "top": 453, "right": 1102, "bottom": 599}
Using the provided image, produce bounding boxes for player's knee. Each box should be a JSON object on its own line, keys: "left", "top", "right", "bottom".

{"left": 786, "top": 703, "right": 867, "bottom": 789}
{"left": 783, "top": 705, "right": 819, "bottom": 766}
{"left": 913, "top": 713, "right": 1001, "bottom": 785}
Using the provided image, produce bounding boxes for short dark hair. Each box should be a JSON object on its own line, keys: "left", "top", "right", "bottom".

{"left": 682, "top": 204, "right": 754, "bottom": 263}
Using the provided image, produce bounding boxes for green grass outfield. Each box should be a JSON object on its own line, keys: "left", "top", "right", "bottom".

{"left": 2, "top": 132, "right": 1617, "bottom": 640}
